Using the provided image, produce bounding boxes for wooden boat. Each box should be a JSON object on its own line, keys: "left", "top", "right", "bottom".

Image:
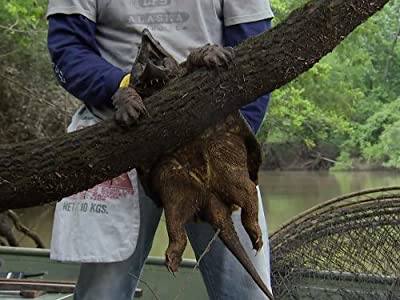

{"left": 0, "top": 246, "right": 208, "bottom": 299}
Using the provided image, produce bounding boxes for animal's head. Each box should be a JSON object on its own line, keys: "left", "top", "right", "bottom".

{"left": 131, "top": 29, "right": 180, "bottom": 98}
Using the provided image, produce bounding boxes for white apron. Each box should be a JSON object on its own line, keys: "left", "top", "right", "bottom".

{"left": 50, "top": 106, "right": 140, "bottom": 263}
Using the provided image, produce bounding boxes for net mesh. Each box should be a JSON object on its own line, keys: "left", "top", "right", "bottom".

{"left": 270, "top": 186, "right": 400, "bottom": 299}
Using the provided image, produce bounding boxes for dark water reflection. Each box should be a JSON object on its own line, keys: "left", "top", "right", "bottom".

{"left": 14, "top": 171, "right": 400, "bottom": 258}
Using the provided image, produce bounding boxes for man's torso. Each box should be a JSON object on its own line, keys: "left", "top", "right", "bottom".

{"left": 96, "top": 0, "right": 224, "bottom": 70}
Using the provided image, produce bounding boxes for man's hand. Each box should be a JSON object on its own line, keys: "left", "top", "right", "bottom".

{"left": 112, "top": 87, "right": 147, "bottom": 126}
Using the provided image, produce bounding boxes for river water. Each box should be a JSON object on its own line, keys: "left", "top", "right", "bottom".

{"left": 13, "top": 170, "right": 400, "bottom": 258}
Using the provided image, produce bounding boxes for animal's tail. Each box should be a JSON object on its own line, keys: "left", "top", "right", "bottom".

{"left": 218, "top": 224, "right": 274, "bottom": 300}
{"left": 204, "top": 198, "right": 274, "bottom": 300}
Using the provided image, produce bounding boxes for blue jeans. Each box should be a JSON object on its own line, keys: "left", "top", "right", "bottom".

{"left": 74, "top": 183, "right": 271, "bottom": 300}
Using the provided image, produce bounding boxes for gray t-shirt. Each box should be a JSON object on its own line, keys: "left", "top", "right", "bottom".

{"left": 47, "top": 0, "right": 274, "bottom": 70}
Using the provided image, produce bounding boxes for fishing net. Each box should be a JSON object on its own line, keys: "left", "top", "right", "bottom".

{"left": 270, "top": 186, "right": 400, "bottom": 300}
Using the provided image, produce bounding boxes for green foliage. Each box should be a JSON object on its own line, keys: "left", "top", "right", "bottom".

{"left": 336, "top": 99, "right": 400, "bottom": 169}
{"left": 381, "top": 120, "right": 400, "bottom": 168}
{"left": 260, "top": 86, "right": 352, "bottom": 149}
{"left": 331, "top": 152, "right": 354, "bottom": 171}
{"left": 271, "top": 0, "right": 308, "bottom": 24}
{"left": 1, "top": 0, "right": 46, "bottom": 29}
{"left": 0, "top": 0, "right": 47, "bottom": 47}
{"left": 261, "top": 0, "right": 400, "bottom": 170}
{"left": 0, "top": 0, "right": 77, "bottom": 143}
{"left": 0, "top": 0, "right": 50, "bottom": 87}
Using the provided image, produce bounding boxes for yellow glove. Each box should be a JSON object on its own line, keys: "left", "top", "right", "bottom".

{"left": 119, "top": 74, "right": 131, "bottom": 88}
{"left": 113, "top": 73, "right": 147, "bottom": 125}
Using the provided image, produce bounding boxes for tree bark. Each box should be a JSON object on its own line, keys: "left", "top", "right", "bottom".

{"left": 0, "top": 0, "right": 390, "bottom": 211}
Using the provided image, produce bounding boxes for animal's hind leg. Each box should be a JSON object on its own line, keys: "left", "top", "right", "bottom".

{"left": 227, "top": 177, "right": 263, "bottom": 251}
{"left": 202, "top": 193, "right": 273, "bottom": 299}
{"left": 164, "top": 206, "right": 187, "bottom": 273}
{"left": 152, "top": 157, "right": 201, "bottom": 272}
{"left": 208, "top": 135, "right": 263, "bottom": 251}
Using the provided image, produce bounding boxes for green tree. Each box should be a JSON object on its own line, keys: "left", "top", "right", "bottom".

{"left": 0, "top": 0, "right": 76, "bottom": 143}
{"left": 261, "top": 0, "right": 400, "bottom": 170}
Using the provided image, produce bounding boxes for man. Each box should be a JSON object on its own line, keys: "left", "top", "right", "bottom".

{"left": 47, "top": 1, "right": 274, "bottom": 299}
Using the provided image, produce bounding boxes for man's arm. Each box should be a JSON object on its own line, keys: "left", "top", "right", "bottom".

{"left": 48, "top": 14, "right": 127, "bottom": 107}
{"left": 224, "top": 19, "right": 272, "bottom": 134}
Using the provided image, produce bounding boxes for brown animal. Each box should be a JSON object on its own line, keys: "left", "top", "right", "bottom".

{"left": 115, "top": 29, "right": 273, "bottom": 299}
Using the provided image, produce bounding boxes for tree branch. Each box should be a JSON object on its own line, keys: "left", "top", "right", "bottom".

{"left": 0, "top": 0, "right": 390, "bottom": 211}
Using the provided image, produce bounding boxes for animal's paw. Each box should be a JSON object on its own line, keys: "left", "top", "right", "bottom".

{"left": 186, "top": 44, "right": 235, "bottom": 71}
{"left": 166, "top": 250, "right": 183, "bottom": 273}
{"left": 247, "top": 224, "right": 264, "bottom": 251}
{"left": 112, "top": 87, "right": 148, "bottom": 126}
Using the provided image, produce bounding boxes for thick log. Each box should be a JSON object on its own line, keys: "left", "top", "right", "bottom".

{"left": 0, "top": 0, "right": 390, "bottom": 210}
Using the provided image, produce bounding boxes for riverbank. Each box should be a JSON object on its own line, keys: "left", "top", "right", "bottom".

{"left": 262, "top": 142, "right": 398, "bottom": 172}
{"left": 262, "top": 142, "right": 339, "bottom": 171}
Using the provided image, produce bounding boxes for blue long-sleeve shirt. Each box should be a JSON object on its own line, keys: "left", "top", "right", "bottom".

{"left": 224, "top": 20, "right": 271, "bottom": 133}
{"left": 48, "top": 15, "right": 271, "bottom": 133}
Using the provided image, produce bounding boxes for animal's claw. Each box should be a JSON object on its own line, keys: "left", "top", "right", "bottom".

{"left": 165, "top": 250, "right": 183, "bottom": 273}
{"left": 252, "top": 235, "right": 263, "bottom": 251}
{"left": 112, "top": 87, "right": 147, "bottom": 126}
{"left": 254, "top": 237, "right": 263, "bottom": 254}
{"left": 187, "top": 44, "right": 235, "bottom": 71}
{"left": 166, "top": 265, "right": 176, "bottom": 277}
